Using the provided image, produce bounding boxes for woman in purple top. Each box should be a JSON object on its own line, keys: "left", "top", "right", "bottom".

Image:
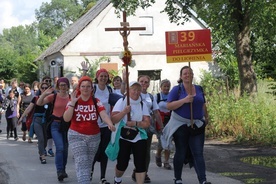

{"left": 166, "top": 66, "right": 211, "bottom": 184}
{"left": 2, "top": 89, "right": 20, "bottom": 140}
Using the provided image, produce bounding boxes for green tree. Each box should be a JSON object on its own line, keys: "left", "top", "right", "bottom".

{"left": 0, "top": 47, "right": 19, "bottom": 82}
{"left": 111, "top": 0, "right": 274, "bottom": 96}
{"left": 35, "top": 0, "right": 97, "bottom": 38}
{"left": 251, "top": 2, "right": 276, "bottom": 79}
{"left": 35, "top": 0, "right": 83, "bottom": 38}
{"left": 0, "top": 24, "right": 40, "bottom": 83}
{"left": 1, "top": 25, "right": 39, "bottom": 55}
{"left": 81, "top": 0, "right": 98, "bottom": 15}
{"left": 0, "top": 0, "right": 97, "bottom": 83}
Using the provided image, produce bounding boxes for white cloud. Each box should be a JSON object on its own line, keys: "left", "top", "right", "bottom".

{"left": 0, "top": 1, "right": 18, "bottom": 31}
{"left": 0, "top": 0, "right": 51, "bottom": 32}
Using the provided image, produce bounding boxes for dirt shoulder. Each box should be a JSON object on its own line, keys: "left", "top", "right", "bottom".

{"left": 204, "top": 139, "right": 276, "bottom": 184}
{"left": 152, "top": 137, "right": 276, "bottom": 184}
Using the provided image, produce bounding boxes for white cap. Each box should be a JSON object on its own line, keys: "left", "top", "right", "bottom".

{"left": 129, "top": 81, "right": 141, "bottom": 87}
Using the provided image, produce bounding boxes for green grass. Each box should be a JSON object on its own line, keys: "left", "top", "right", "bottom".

{"left": 203, "top": 80, "right": 276, "bottom": 146}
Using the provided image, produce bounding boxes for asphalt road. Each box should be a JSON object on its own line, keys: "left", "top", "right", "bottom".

{"left": 0, "top": 116, "right": 243, "bottom": 184}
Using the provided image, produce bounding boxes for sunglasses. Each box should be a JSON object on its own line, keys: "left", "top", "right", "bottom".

{"left": 45, "top": 79, "right": 52, "bottom": 83}
{"left": 41, "top": 87, "right": 48, "bottom": 90}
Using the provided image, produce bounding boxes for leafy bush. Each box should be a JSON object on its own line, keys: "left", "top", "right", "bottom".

{"left": 200, "top": 73, "right": 276, "bottom": 146}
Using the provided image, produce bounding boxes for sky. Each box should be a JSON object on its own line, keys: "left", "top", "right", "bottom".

{"left": 0, "top": 0, "right": 51, "bottom": 32}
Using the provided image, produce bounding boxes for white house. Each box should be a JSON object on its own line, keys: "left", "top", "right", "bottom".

{"left": 36, "top": 0, "right": 216, "bottom": 93}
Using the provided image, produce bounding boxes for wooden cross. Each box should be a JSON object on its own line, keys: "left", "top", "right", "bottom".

{"left": 105, "top": 11, "right": 146, "bottom": 51}
{"left": 105, "top": 11, "right": 146, "bottom": 120}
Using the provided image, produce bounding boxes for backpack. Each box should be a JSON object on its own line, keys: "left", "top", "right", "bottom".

{"left": 46, "top": 93, "right": 71, "bottom": 136}
{"left": 156, "top": 93, "right": 171, "bottom": 129}
{"left": 156, "top": 93, "right": 167, "bottom": 104}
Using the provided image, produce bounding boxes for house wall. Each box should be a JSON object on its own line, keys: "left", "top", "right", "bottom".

{"left": 60, "top": 0, "right": 214, "bottom": 90}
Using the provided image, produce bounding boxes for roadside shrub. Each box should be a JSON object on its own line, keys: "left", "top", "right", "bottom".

{"left": 200, "top": 73, "right": 276, "bottom": 146}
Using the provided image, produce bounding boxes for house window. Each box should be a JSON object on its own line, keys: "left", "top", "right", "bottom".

{"left": 138, "top": 69, "right": 161, "bottom": 93}
{"left": 138, "top": 69, "right": 161, "bottom": 80}
{"left": 139, "top": 16, "right": 154, "bottom": 35}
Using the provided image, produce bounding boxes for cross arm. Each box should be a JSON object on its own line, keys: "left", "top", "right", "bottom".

{"left": 105, "top": 27, "right": 146, "bottom": 31}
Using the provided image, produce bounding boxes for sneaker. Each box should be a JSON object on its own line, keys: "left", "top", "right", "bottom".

{"left": 144, "top": 174, "right": 151, "bottom": 183}
{"left": 155, "top": 156, "right": 162, "bottom": 167}
{"left": 163, "top": 162, "right": 172, "bottom": 170}
{"left": 114, "top": 178, "right": 122, "bottom": 184}
{"left": 40, "top": 157, "right": 47, "bottom": 164}
{"left": 114, "top": 180, "right": 122, "bottom": 184}
{"left": 63, "top": 171, "right": 68, "bottom": 178}
{"left": 100, "top": 178, "right": 110, "bottom": 184}
{"left": 48, "top": 149, "right": 55, "bottom": 157}
{"left": 57, "top": 171, "right": 65, "bottom": 181}
{"left": 174, "top": 179, "right": 183, "bottom": 184}
{"left": 57, "top": 171, "right": 68, "bottom": 181}
{"left": 14, "top": 137, "right": 19, "bottom": 141}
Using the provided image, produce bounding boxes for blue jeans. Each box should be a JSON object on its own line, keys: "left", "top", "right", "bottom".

{"left": 173, "top": 124, "right": 206, "bottom": 183}
{"left": 51, "top": 121, "right": 68, "bottom": 172}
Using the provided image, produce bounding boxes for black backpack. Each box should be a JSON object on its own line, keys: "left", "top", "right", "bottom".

{"left": 156, "top": 93, "right": 167, "bottom": 104}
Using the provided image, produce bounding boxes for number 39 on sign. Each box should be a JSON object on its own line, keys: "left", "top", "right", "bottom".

{"left": 165, "top": 29, "right": 212, "bottom": 63}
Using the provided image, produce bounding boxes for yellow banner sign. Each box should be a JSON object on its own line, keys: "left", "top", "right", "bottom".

{"left": 165, "top": 29, "right": 212, "bottom": 63}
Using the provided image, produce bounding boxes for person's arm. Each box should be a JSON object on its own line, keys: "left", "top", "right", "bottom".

{"left": 18, "top": 103, "right": 35, "bottom": 124}
{"left": 111, "top": 105, "right": 130, "bottom": 124}
{"left": 151, "top": 97, "right": 163, "bottom": 129}
{"left": 63, "top": 102, "right": 75, "bottom": 122}
{"left": 154, "top": 110, "right": 163, "bottom": 129}
{"left": 63, "top": 91, "right": 79, "bottom": 122}
{"left": 16, "top": 95, "right": 21, "bottom": 118}
{"left": 99, "top": 110, "right": 116, "bottom": 131}
{"left": 36, "top": 88, "right": 54, "bottom": 106}
{"left": 80, "top": 61, "right": 90, "bottom": 76}
{"left": 135, "top": 115, "right": 150, "bottom": 129}
{"left": 167, "top": 94, "right": 194, "bottom": 110}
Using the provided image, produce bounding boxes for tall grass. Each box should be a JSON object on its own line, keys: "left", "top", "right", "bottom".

{"left": 201, "top": 75, "right": 276, "bottom": 146}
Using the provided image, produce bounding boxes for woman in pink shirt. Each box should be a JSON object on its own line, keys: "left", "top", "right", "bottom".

{"left": 63, "top": 76, "right": 115, "bottom": 184}
{"left": 36, "top": 77, "right": 71, "bottom": 181}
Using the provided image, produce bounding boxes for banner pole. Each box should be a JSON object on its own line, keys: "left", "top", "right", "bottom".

{"left": 188, "top": 62, "right": 194, "bottom": 128}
